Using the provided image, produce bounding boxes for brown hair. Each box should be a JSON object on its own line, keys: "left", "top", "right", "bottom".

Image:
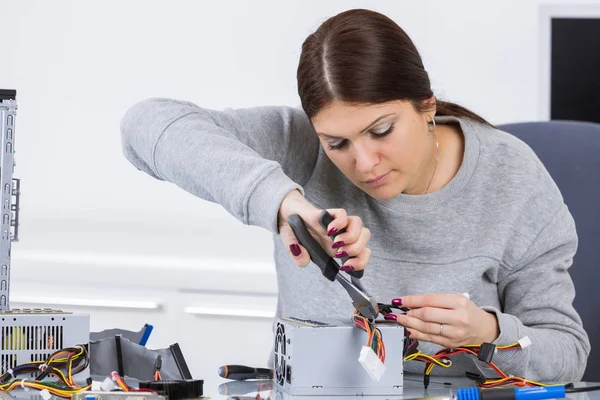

{"left": 297, "top": 9, "right": 492, "bottom": 127}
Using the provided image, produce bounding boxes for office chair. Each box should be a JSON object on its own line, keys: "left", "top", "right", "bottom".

{"left": 497, "top": 120, "right": 600, "bottom": 381}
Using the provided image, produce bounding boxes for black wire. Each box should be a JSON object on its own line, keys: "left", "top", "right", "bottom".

{"left": 35, "top": 347, "right": 82, "bottom": 381}
{"left": 73, "top": 346, "right": 90, "bottom": 375}
{"left": 565, "top": 385, "right": 600, "bottom": 393}
{"left": 15, "top": 347, "right": 88, "bottom": 387}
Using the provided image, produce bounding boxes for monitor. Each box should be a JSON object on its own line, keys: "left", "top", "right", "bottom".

{"left": 538, "top": 3, "right": 600, "bottom": 122}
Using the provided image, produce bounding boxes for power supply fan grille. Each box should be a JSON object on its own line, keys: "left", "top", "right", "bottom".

{"left": 274, "top": 323, "right": 286, "bottom": 385}
{"left": 0, "top": 323, "right": 65, "bottom": 375}
{"left": 1, "top": 325, "right": 64, "bottom": 351}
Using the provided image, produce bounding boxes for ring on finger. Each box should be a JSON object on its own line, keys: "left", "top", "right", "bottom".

{"left": 439, "top": 323, "right": 444, "bottom": 336}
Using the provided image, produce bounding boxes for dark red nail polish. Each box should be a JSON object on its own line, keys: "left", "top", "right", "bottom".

{"left": 340, "top": 265, "right": 354, "bottom": 271}
{"left": 384, "top": 314, "right": 397, "bottom": 321}
{"left": 335, "top": 251, "right": 348, "bottom": 258}
{"left": 327, "top": 227, "right": 338, "bottom": 236}
{"left": 332, "top": 241, "right": 345, "bottom": 249}
{"left": 392, "top": 298, "right": 402, "bottom": 306}
{"left": 290, "top": 244, "right": 301, "bottom": 257}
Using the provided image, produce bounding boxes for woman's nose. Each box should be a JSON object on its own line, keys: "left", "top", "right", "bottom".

{"left": 354, "top": 144, "right": 380, "bottom": 173}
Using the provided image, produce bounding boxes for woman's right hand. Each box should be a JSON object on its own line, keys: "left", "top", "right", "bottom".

{"left": 277, "top": 190, "right": 371, "bottom": 272}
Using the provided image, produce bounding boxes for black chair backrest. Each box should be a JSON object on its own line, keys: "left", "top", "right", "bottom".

{"left": 498, "top": 120, "right": 600, "bottom": 381}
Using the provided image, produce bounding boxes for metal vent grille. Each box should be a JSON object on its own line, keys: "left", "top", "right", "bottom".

{"left": 0, "top": 354, "right": 16, "bottom": 372}
{"left": 0, "top": 322, "right": 67, "bottom": 375}
{"left": 1, "top": 325, "right": 64, "bottom": 351}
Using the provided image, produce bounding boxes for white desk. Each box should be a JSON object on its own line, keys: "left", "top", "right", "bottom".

{"left": 214, "top": 374, "right": 599, "bottom": 400}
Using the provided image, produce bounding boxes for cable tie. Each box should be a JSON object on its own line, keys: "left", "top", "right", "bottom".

{"left": 7, "top": 368, "right": 14, "bottom": 379}
{"left": 20, "top": 378, "right": 29, "bottom": 391}
{"left": 39, "top": 363, "right": 47, "bottom": 371}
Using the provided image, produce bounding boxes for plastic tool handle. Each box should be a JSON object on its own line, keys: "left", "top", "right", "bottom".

{"left": 318, "top": 210, "right": 364, "bottom": 279}
{"left": 288, "top": 214, "right": 340, "bottom": 281}
{"left": 218, "top": 365, "right": 273, "bottom": 381}
{"left": 456, "top": 387, "right": 567, "bottom": 400}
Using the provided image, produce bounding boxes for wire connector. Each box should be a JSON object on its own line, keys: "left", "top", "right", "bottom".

{"left": 465, "top": 371, "right": 486, "bottom": 384}
{"left": 100, "top": 376, "right": 117, "bottom": 391}
{"left": 39, "top": 389, "right": 51, "bottom": 400}
{"left": 358, "top": 346, "right": 386, "bottom": 381}
{"left": 518, "top": 336, "right": 532, "bottom": 349}
{"left": 478, "top": 342, "right": 496, "bottom": 362}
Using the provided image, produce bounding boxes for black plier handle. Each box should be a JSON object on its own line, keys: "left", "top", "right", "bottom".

{"left": 287, "top": 213, "right": 379, "bottom": 320}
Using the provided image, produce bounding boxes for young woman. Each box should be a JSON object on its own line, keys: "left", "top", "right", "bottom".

{"left": 121, "top": 9, "right": 589, "bottom": 381}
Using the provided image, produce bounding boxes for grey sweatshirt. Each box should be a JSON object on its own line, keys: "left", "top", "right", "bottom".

{"left": 120, "top": 98, "right": 590, "bottom": 382}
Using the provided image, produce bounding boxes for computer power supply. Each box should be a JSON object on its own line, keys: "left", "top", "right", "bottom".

{"left": 0, "top": 309, "right": 90, "bottom": 379}
{"left": 0, "top": 91, "right": 91, "bottom": 382}
{"left": 272, "top": 316, "right": 404, "bottom": 396}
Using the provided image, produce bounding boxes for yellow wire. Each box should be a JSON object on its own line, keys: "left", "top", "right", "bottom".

{"left": 404, "top": 351, "right": 452, "bottom": 368}
{"left": 0, "top": 347, "right": 88, "bottom": 397}
{"left": 460, "top": 342, "right": 521, "bottom": 349}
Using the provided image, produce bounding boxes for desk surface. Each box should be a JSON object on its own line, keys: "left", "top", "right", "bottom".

{"left": 214, "top": 375, "right": 600, "bottom": 400}
{"left": 3, "top": 376, "right": 598, "bottom": 400}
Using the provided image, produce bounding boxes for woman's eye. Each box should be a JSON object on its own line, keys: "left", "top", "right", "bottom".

{"left": 326, "top": 123, "right": 393, "bottom": 151}
{"left": 371, "top": 123, "right": 394, "bottom": 137}
{"left": 327, "top": 140, "right": 348, "bottom": 151}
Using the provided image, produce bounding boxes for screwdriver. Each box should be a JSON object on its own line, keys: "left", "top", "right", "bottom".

{"left": 456, "top": 386, "right": 566, "bottom": 400}
{"left": 218, "top": 365, "right": 273, "bottom": 380}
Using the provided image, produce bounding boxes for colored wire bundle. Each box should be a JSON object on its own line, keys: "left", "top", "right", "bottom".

{"left": 154, "top": 370, "right": 162, "bottom": 381}
{"left": 376, "top": 302, "right": 560, "bottom": 389}
{"left": 110, "top": 371, "right": 156, "bottom": 393}
{"left": 153, "top": 355, "right": 162, "bottom": 381}
{"left": 356, "top": 303, "right": 562, "bottom": 389}
{"left": 0, "top": 346, "right": 91, "bottom": 398}
{"left": 417, "top": 342, "right": 564, "bottom": 389}
{"left": 353, "top": 313, "right": 386, "bottom": 363}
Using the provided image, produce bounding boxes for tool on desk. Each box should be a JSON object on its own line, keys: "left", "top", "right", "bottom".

{"left": 455, "top": 384, "right": 600, "bottom": 400}
{"left": 456, "top": 386, "right": 566, "bottom": 400}
{"left": 218, "top": 365, "right": 274, "bottom": 380}
{"left": 287, "top": 212, "right": 379, "bottom": 320}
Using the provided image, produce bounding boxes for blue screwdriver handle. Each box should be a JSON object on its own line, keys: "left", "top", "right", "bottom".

{"left": 456, "top": 386, "right": 566, "bottom": 400}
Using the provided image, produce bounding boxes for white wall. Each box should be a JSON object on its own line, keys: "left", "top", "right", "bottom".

{"left": 0, "top": 0, "right": 596, "bottom": 391}
{"left": 1, "top": 0, "right": 585, "bottom": 226}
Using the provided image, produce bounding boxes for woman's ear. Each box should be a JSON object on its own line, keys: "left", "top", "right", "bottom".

{"left": 424, "top": 95, "right": 436, "bottom": 113}
{"left": 416, "top": 95, "right": 436, "bottom": 120}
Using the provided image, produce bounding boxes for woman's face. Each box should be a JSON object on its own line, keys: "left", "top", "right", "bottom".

{"left": 311, "top": 99, "right": 436, "bottom": 200}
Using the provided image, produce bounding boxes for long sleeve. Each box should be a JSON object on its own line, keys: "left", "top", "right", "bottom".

{"left": 120, "top": 98, "right": 320, "bottom": 233}
{"left": 481, "top": 204, "right": 590, "bottom": 382}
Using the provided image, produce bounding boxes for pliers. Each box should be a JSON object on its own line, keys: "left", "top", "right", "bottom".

{"left": 287, "top": 210, "right": 379, "bottom": 321}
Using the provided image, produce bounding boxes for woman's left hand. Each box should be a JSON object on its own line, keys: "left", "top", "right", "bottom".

{"left": 385, "top": 293, "right": 500, "bottom": 348}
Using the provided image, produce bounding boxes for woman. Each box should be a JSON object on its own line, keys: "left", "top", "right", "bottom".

{"left": 120, "top": 9, "right": 589, "bottom": 381}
